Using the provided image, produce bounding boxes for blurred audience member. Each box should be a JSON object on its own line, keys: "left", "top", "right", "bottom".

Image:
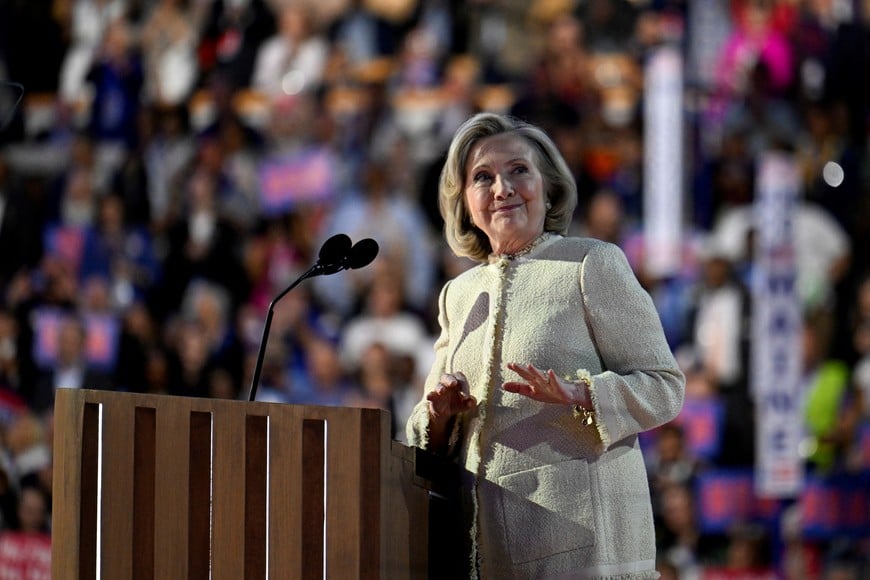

{"left": 59, "top": 0, "right": 128, "bottom": 107}
{"left": 143, "top": 105, "right": 196, "bottom": 231}
{"left": 656, "top": 481, "right": 717, "bottom": 579}
{"left": 3, "top": 414, "right": 51, "bottom": 487}
{"left": 345, "top": 341, "right": 420, "bottom": 441}
{"left": 156, "top": 166, "right": 248, "bottom": 318}
{"left": 683, "top": 238, "right": 750, "bottom": 392}
{"left": 182, "top": 279, "right": 244, "bottom": 385}
{"left": 647, "top": 423, "right": 702, "bottom": 497}
{"left": 165, "top": 317, "right": 214, "bottom": 398}
{"left": 114, "top": 301, "right": 159, "bottom": 393}
{"left": 339, "top": 270, "right": 431, "bottom": 383}
{"left": 252, "top": 4, "right": 328, "bottom": 99}
{"left": 327, "top": 0, "right": 400, "bottom": 72}
{"left": 575, "top": 188, "right": 626, "bottom": 244}
{"left": 717, "top": 523, "right": 776, "bottom": 578}
{"left": 139, "top": 0, "right": 200, "bottom": 107}
{"left": 316, "top": 160, "right": 436, "bottom": 314}
{"left": 711, "top": 199, "right": 851, "bottom": 311}
{"left": 31, "top": 315, "right": 112, "bottom": 413}
{"left": 0, "top": 309, "right": 29, "bottom": 403}
{"left": 0, "top": 485, "right": 52, "bottom": 578}
{"left": 715, "top": 0, "right": 795, "bottom": 98}
{"left": 199, "top": 0, "right": 276, "bottom": 89}
{"left": 86, "top": 19, "right": 145, "bottom": 150}
{"left": 0, "top": 157, "right": 47, "bottom": 290}
{"left": 79, "top": 193, "right": 159, "bottom": 309}
{"left": 800, "top": 308, "right": 860, "bottom": 474}
{"left": 295, "top": 334, "right": 354, "bottom": 406}
{"left": 521, "top": 12, "right": 591, "bottom": 117}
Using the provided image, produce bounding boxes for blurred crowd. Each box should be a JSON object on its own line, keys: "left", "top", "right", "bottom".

{"left": 0, "top": 0, "right": 868, "bottom": 577}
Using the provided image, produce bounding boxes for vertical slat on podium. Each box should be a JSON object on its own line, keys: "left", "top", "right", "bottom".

{"left": 100, "top": 398, "right": 135, "bottom": 579}
{"left": 51, "top": 390, "right": 86, "bottom": 579}
{"left": 212, "top": 405, "right": 245, "bottom": 579}
{"left": 245, "top": 415, "right": 268, "bottom": 579}
{"left": 268, "top": 406, "right": 303, "bottom": 579}
{"left": 302, "top": 418, "right": 326, "bottom": 580}
{"left": 154, "top": 402, "right": 191, "bottom": 579}
{"left": 358, "top": 410, "right": 384, "bottom": 576}
{"left": 188, "top": 411, "right": 213, "bottom": 580}
{"left": 324, "top": 409, "right": 363, "bottom": 578}
{"left": 79, "top": 401, "right": 100, "bottom": 580}
{"left": 133, "top": 407, "right": 157, "bottom": 580}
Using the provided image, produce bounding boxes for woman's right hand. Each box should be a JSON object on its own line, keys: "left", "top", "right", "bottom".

{"left": 427, "top": 372, "right": 477, "bottom": 423}
{"left": 426, "top": 373, "right": 476, "bottom": 453}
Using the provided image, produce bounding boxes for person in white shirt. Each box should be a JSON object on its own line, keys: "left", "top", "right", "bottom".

{"left": 250, "top": 4, "right": 328, "bottom": 98}
{"left": 710, "top": 200, "right": 851, "bottom": 310}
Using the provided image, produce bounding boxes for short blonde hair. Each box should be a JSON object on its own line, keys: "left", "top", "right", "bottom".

{"left": 439, "top": 113, "right": 578, "bottom": 262}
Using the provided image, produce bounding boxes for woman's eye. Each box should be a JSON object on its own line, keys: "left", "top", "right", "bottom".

{"left": 512, "top": 165, "right": 528, "bottom": 174}
{"left": 473, "top": 172, "right": 492, "bottom": 183}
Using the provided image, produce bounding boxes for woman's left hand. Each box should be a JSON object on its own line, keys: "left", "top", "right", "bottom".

{"left": 503, "top": 363, "right": 589, "bottom": 407}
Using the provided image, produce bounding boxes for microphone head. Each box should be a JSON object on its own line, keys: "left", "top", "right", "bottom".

{"left": 318, "top": 233, "right": 352, "bottom": 265}
{"left": 345, "top": 238, "right": 379, "bottom": 270}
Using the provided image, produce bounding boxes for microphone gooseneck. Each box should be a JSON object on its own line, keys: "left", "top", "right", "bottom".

{"left": 246, "top": 234, "right": 378, "bottom": 402}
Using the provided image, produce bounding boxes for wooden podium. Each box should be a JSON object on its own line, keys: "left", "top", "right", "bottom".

{"left": 52, "top": 389, "right": 441, "bottom": 579}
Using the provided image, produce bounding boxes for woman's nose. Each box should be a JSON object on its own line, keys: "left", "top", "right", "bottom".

{"left": 493, "top": 174, "right": 513, "bottom": 198}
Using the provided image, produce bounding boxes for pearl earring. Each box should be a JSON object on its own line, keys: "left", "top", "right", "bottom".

{"left": 546, "top": 201, "right": 552, "bottom": 210}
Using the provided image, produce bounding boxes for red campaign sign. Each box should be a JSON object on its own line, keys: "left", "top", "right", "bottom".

{"left": 800, "top": 476, "right": 870, "bottom": 538}
{"left": 258, "top": 148, "right": 337, "bottom": 215}
{"left": 0, "top": 532, "right": 51, "bottom": 579}
{"left": 696, "top": 470, "right": 784, "bottom": 533}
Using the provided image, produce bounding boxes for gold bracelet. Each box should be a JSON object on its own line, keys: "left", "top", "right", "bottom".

{"left": 572, "top": 405, "right": 595, "bottom": 426}
{"left": 569, "top": 371, "right": 595, "bottom": 426}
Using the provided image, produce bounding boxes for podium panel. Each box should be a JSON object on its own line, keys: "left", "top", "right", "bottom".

{"left": 52, "top": 389, "right": 432, "bottom": 579}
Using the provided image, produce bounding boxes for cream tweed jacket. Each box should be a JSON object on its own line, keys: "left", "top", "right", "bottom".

{"left": 407, "top": 235, "right": 685, "bottom": 579}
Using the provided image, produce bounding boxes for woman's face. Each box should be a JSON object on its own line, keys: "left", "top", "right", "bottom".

{"left": 464, "top": 133, "right": 547, "bottom": 255}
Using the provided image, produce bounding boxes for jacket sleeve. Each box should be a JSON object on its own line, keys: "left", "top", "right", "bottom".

{"left": 406, "top": 280, "right": 452, "bottom": 450}
{"left": 580, "top": 242, "right": 685, "bottom": 449}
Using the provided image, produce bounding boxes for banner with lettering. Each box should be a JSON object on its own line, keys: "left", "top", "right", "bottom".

{"left": 752, "top": 152, "right": 804, "bottom": 497}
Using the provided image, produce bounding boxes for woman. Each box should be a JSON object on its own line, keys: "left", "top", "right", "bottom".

{"left": 406, "top": 113, "right": 685, "bottom": 579}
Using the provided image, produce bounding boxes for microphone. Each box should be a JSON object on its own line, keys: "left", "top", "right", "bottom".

{"left": 315, "top": 233, "right": 353, "bottom": 275}
{"left": 246, "top": 234, "right": 379, "bottom": 402}
{"left": 345, "top": 238, "right": 379, "bottom": 270}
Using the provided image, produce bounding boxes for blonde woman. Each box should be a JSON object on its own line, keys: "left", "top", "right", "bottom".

{"left": 406, "top": 113, "right": 685, "bottom": 579}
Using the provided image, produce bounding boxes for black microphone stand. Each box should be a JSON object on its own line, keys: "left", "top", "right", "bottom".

{"left": 247, "top": 233, "right": 350, "bottom": 402}
{"left": 246, "top": 262, "right": 318, "bottom": 402}
{"left": 246, "top": 235, "right": 378, "bottom": 402}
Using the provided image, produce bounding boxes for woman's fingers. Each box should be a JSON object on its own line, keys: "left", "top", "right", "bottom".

{"left": 427, "top": 376, "right": 476, "bottom": 418}
{"left": 503, "top": 381, "right": 534, "bottom": 397}
{"left": 504, "top": 363, "right": 573, "bottom": 404}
